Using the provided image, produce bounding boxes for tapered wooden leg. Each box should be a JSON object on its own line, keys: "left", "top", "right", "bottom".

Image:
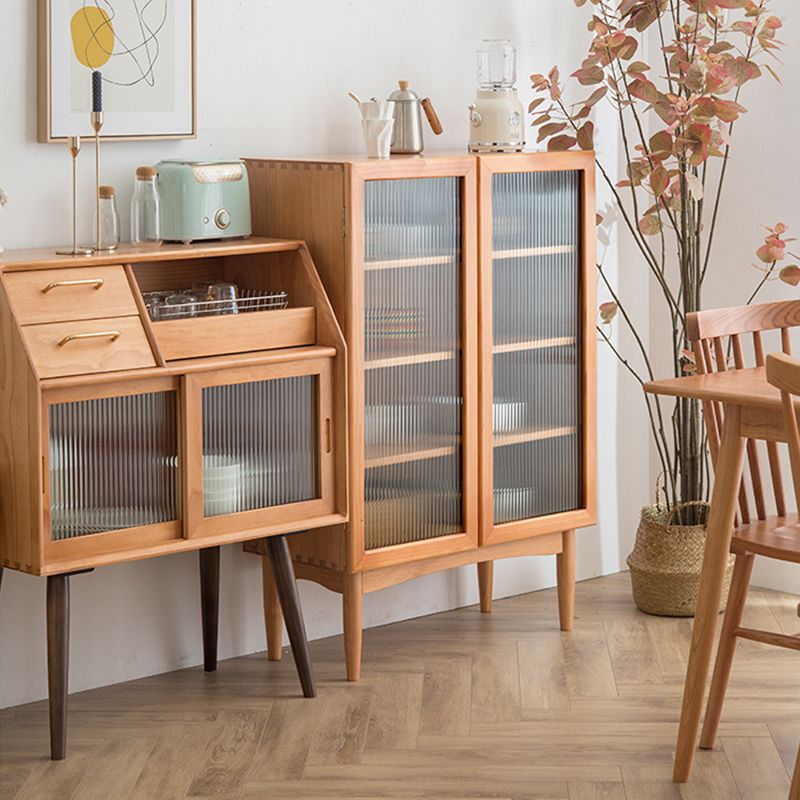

{"left": 790, "top": 746, "right": 800, "bottom": 800}
{"left": 0, "top": 566, "right": 4, "bottom": 594}
{"left": 477, "top": 561, "right": 493, "bottom": 614}
{"left": 47, "top": 574, "right": 69, "bottom": 761}
{"left": 265, "top": 535, "right": 315, "bottom": 698}
{"left": 262, "top": 557, "right": 283, "bottom": 661}
{"left": 557, "top": 530, "right": 576, "bottom": 632}
{"left": 343, "top": 571, "right": 363, "bottom": 682}
{"left": 199, "top": 546, "right": 220, "bottom": 673}
{"left": 699, "top": 552, "right": 754, "bottom": 750}
{"left": 674, "top": 404, "right": 745, "bottom": 783}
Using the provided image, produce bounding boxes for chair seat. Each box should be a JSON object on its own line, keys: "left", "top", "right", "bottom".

{"left": 732, "top": 514, "right": 800, "bottom": 563}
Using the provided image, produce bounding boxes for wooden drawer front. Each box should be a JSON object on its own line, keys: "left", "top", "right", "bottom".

{"left": 23, "top": 316, "right": 156, "bottom": 378}
{"left": 5, "top": 266, "right": 138, "bottom": 324}
{"left": 152, "top": 306, "right": 316, "bottom": 361}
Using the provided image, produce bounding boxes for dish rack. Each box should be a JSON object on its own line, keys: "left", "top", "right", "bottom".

{"left": 145, "top": 289, "right": 289, "bottom": 321}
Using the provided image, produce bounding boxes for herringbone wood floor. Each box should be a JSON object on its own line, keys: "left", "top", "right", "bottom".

{"left": 1, "top": 571, "right": 798, "bottom": 799}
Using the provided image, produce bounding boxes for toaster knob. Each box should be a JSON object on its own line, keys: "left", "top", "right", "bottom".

{"left": 214, "top": 208, "right": 231, "bottom": 230}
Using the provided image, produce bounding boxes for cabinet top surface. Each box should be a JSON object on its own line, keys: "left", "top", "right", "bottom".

{"left": 0, "top": 237, "right": 304, "bottom": 272}
{"left": 244, "top": 149, "right": 595, "bottom": 167}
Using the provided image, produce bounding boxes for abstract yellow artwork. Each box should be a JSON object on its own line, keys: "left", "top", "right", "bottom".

{"left": 69, "top": 7, "right": 114, "bottom": 69}
{"left": 39, "top": 0, "right": 195, "bottom": 142}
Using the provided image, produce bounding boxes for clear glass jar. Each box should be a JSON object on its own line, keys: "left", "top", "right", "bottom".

{"left": 131, "top": 166, "right": 162, "bottom": 247}
{"left": 477, "top": 39, "right": 517, "bottom": 89}
{"left": 93, "top": 185, "right": 120, "bottom": 249}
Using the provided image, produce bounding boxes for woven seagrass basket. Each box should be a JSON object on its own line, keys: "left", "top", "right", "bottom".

{"left": 627, "top": 503, "right": 734, "bottom": 617}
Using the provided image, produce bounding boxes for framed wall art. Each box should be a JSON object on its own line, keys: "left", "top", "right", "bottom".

{"left": 38, "top": 0, "right": 196, "bottom": 142}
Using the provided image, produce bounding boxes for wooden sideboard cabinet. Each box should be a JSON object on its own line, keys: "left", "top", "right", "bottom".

{"left": 245, "top": 152, "right": 597, "bottom": 680}
{"left": 0, "top": 238, "right": 346, "bottom": 758}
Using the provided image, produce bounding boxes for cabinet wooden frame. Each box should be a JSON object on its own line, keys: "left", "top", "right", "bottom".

{"left": 41, "top": 375, "right": 183, "bottom": 570}
{"left": 0, "top": 239, "right": 348, "bottom": 577}
{"left": 183, "top": 357, "right": 337, "bottom": 540}
{"left": 477, "top": 152, "right": 597, "bottom": 546}
{"left": 346, "top": 157, "right": 479, "bottom": 572}
{"left": 246, "top": 153, "right": 597, "bottom": 681}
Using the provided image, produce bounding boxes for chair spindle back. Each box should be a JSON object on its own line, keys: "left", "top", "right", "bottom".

{"left": 688, "top": 300, "right": 800, "bottom": 523}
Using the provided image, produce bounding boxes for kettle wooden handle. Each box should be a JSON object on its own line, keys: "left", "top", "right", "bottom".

{"left": 421, "top": 98, "right": 443, "bottom": 136}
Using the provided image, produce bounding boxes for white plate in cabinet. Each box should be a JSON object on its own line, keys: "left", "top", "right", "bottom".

{"left": 22, "top": 316, "right": 156, "bottom": 378}
{"left": 4, "top": 266, "right": 138, "bottom": 324}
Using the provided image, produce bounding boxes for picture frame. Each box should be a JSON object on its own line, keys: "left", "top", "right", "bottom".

{"left": 38, "top": 0, "right": 196, "bottom": 143}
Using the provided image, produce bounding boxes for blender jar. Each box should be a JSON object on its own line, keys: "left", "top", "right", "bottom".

{"left": 477, "top": 39, "right": 517, "bottom": 89}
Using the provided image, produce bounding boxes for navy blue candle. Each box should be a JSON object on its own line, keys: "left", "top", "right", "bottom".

{"left": 92, "top": 70, "right": 103, "bottom": 113}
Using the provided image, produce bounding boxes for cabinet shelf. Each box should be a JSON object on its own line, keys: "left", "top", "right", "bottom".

{"left": 493, "top": 425, "right": 577, "bottom": 448}
{"left": 364, "top": 349, "right": 458, "bottom": 370}
{"left": 365, "top": 438, "right": 460, "bottom": 469}
{"left": 492, "top": 336, "right": 576, "bottom": 355}
{"left": 492, "top": 245, "right": 576, "bottom": 261}
{"left": 365, "top": 255, "right": 454, "bottom": 272}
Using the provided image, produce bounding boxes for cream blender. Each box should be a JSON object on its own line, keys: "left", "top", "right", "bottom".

{"left": 467, "top": 39, "right": 526, "bottom": 153}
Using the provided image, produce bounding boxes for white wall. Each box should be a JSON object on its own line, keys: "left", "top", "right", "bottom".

{"left": 0, "top": 0, "right": 648, "bottom": 708}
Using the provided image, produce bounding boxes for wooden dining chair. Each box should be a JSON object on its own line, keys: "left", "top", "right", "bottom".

{"left": 686, "top": 300, "right": 800, "bottom": 753}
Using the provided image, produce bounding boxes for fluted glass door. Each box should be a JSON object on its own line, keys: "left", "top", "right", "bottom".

{"left": 363, "top": 177, "right": 464, "bottom": 550}
{"left": 186, "top": 359, "right": 335, "bottom": 537}
{"left": 201, "top": 375, "right": 318, "bottom": 517}
{"left": 491, "top": 170, "right": 582, "bottom": 525}
{"left": 48, "top": 390, "right": 180, "bottom": 540}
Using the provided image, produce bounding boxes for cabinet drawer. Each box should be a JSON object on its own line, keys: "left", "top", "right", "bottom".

{"left": 4, "top": 266, "right": 138, "bottom": 324}
{"left": 152, "top": 306, "right": 316, "bottom": 361}
{"left": 22, "top": 316, "right": 156, "bottom": 378}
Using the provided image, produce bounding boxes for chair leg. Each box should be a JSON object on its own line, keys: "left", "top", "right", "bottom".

{"left": 199, "top": 546, "right": 220, "bottom": 673}
{"left": 790, "top": 745, "right": 800, "bottom": 800}
{"left": 262, "top": 556, "right": 283, "bottom": 661}
{"left": 557, "top": 530, "right": 576, "bottom": 632}
{"left": 265, "top": 535, "right": 315, "bottom": 698}
{"left": 699, "top": 552, "right": 754, "bottom": 750}
{"left": 0, "top": 566, "right": 4, "bottom": 593}
{"left": 343, "top": 571, "right": 363, "bottom": 682}
{"left": 46, "top": 574, "right": 70, "bottom": 761}
{"left": 477, "top": 561, "right": 493, "bottom": 613}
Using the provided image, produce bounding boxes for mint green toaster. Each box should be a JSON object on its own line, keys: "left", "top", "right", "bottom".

{"left": 156, "top": 159, "right": 252, "bottom": 244}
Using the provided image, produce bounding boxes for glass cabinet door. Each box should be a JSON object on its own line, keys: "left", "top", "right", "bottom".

{"left": 359, "top": 173, "right": 477, "bottom": 557}
{"left": 45, "top": 382, "right": 181, "bottom": 547}
{"left": 185, "top": 359, "right": 336, "bottom": 537}
{"left": 487, "top": 168, "right": 584, "bottom": 533}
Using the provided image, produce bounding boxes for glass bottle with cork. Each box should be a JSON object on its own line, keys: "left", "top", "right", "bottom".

{"left": 131, "top": 166, "right": 162, "bottom": 248}
{"left": 92, "top": 185, "right": 119, "bottom": 251}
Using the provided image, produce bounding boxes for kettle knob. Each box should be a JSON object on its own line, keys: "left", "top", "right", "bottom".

{"left": 398, "top": 79, "right": 409, "bottom": 91}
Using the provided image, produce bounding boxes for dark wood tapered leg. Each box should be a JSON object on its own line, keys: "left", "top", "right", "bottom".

{"left": 47, "top": 574, "right": 70, "bottom": 761}
{"left": 199, "top": 546, "right": 220, "bottom": 673}
{"left": 265, "top": 535, "right": 315, "bottom": 698}
{"left": 0, "top": 566, "right": 4, "bottom": 594}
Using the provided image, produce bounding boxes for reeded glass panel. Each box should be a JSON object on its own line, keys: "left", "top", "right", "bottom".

{"left": 492, "top": 170, "right": 582, "bottom": 524}
{"left": 49, "top": 392, "right": 179, "bottom": 540}
{"left": 364, "top": 177, "right": 463, "bottom": 549}
{"left": 202, "top": 375, "right": 318, "bottom": 517}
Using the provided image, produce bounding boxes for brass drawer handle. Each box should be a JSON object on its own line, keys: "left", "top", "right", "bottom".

{"left": 42, "top": 278, "right": 105, "bottom": 293}
{"left": 58, "top": 330, "right": 121, "bottom": 347}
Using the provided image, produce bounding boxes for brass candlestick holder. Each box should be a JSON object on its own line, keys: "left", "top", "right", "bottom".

{"left": 55, "top": 137, "right": 92, "bottom": 256}
{"left": 90, "top": 111, "right": 116, "bottom": 252}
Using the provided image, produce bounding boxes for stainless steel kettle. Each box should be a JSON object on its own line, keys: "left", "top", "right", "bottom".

{"left": 388, "top": 80, "right": 443, "bottom": 154}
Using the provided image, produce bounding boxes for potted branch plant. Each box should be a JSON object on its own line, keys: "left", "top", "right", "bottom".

{"left": 530, "top": 0, "right": 790, "bottom": 615}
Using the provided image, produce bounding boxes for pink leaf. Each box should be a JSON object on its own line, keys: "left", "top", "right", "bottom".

{"left": 638, "top": 215, "right": 662, "bottom": 236}
{"left": 780, "top": 265, "right": 800, "bottom": 287}
{"left": 599, "top": 301, "right": 618, "bottom": 324}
